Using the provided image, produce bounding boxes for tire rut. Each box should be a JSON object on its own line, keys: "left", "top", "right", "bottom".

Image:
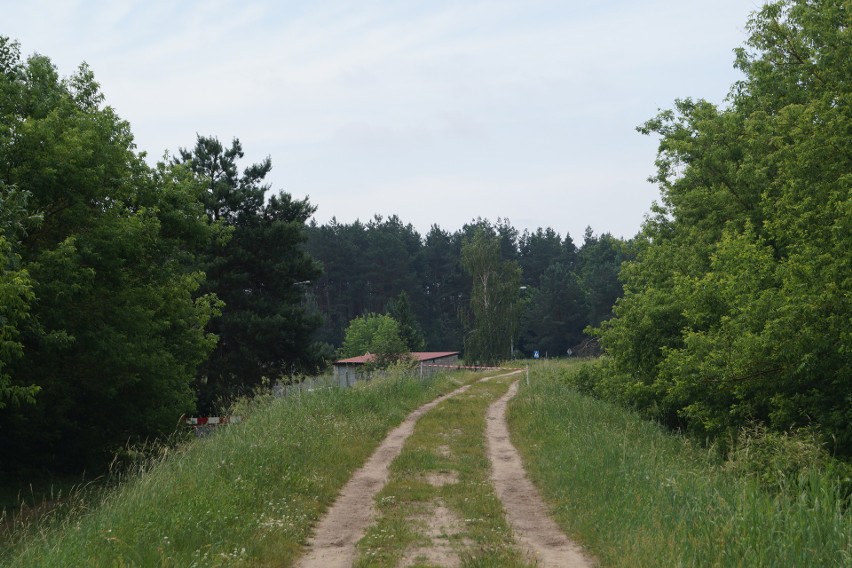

{"left": 486, "top": 380, "right": 594, "bottom": 567}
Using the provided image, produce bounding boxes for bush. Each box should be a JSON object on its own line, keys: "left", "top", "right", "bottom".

{"left": 562, "top": 359, "right": 602, "bottom": 396}
{"left": 726, "top": 424, "right": 852, "bottom": 499}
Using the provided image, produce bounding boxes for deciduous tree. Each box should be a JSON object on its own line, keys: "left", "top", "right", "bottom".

{"left": 596, "top": 0, "right": 852, "bottom": 455}
{"left": 340, "top": 313, "right": 408, "bottom": 368}
{"left": 461, "top": 228, "right": 521, "bottom": 364}
{"left": 0, "top": 39, "right": 218, "bottom": 473}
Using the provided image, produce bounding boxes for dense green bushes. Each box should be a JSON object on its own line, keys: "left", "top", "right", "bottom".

{"left": 0, "top": 39, "right": 319, "bottom": 476}
{"left": 564, "top": 359, "right": 852, "bottom": 495}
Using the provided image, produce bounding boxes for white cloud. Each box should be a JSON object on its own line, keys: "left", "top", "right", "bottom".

{"left": 5, "top": 0, "right": 756, "bottom": 239}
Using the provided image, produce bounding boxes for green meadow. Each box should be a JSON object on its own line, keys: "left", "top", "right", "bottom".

{"left": 0, "top": 370, "right": 483, "bottom": 567}
{"left": 2, "top": 361, "right": 849, "bottom": 567}
{"left": 509, "top": 359, "right": 851, "bottom": 567}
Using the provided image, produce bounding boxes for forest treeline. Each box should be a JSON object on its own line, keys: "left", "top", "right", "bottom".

{"left": 305, "top": 217, "right": 629, "bottom": 360}
{"left": 0, "top": 36, "right": 625, "bottom": 478}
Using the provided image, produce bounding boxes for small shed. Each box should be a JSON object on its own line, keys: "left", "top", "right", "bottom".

{"left": 333, "top": 351, "right": 461, "bottom": 387}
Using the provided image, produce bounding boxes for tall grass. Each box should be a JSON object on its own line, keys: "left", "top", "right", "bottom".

{"left": 508, "top": 359, "right": 851, "bottom": 567}
{"left": 1, "top": 370, "right": 481, "bottom": 567}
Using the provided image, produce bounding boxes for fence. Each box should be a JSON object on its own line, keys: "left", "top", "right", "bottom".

{"left": 184, "top": 415, "right": 243, "bottom": 437}
{"left": 184, "top": 363, "right": 521, "bottom": 436}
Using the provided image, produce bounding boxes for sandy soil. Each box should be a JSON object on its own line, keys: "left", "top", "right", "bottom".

{"left": 399, "top": 500, "right": 469, "bottom": 567}
{"left": 486, "top": 380, "right": 594, "bottom": 567}
{"left": 296, "top": 370, "right": 593, "bottom": 567}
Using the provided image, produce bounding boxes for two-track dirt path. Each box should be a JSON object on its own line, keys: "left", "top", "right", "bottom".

{"left": 296, "top": 370, "right": 593, "bottom": 567}
{"left": 487, "top": 380, "right": 593, "bottom": 567}
{"left": 294, "top": 373, "right": 511, "bottom": 568}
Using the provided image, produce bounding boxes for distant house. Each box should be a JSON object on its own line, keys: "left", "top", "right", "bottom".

{"left": 333, "top": 351, "right": 461, "bottom": 387}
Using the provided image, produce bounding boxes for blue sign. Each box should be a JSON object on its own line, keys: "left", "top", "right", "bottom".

{"left": 533, "top": 350, "right": 540, "bottom": 359}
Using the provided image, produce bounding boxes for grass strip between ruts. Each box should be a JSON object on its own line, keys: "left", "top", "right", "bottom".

{"left": 356, "top": 373, "right": 534, "bottom": 567}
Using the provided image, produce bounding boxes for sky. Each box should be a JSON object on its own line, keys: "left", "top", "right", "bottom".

{"left": 6, "top": 0, "right": 761, "bottom": 241}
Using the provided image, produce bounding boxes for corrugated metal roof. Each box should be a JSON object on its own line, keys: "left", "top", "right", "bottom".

{"left": 334, "top": 351, "right": 460, "bottom": 365}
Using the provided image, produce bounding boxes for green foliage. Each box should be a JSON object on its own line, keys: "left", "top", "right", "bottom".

{"left": 0, "top": 181, "right": 39, "bottom": 409}
{"left": 306, "top": 216, "right": 629, "bottom": 360}
{"left": 596, "top": 0, "right": 852, "bottom": 456}
{"left": 724, "top": 423, "right": 852, "bottom": 496}
{"left": 306, "top": 215, "right": 431, "bottom": 348}
{"left": 176, "top": 136, "right": 323, "bottom": 411}
{"left": 0, "top": 234, "right": 37, "bottom": 409}
{"left": 519, "top": 227, "right": 574, "bottom": 286}
{"left": 386, "top": 291, "right": 425, "bottom": 351}
{"left": 0, "top": 38, "right": 219, "bottom": 474}
{"left": 461, "top": 227, "right": 522, "bottom": 364}
{"left": 520, "top": 263, "right": 586, "bottom": 356}
{"left": 417, "top": 224, "right": 469, "bottom": 350}
{"left": 515, "top": 226, "right": 634, "bottom": 359}
{"left": 340, "top": 313, "right": 409, "bottom": 368}
{"left": 576, "top": 228, "right": 632, "bottom": 328}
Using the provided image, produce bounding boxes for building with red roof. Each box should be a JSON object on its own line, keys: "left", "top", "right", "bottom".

{"left": 333, "top": 351, "right": 460, "bottom": 386}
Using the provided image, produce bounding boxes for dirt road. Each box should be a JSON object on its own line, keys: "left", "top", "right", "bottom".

{"left": 296, "top": 370, "right": 593, "bottom": 567}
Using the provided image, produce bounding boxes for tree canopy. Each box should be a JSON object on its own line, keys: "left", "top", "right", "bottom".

{"left": 0, "top": 38, "right": 219, "bottom": 473}
{"left": 339, "top": 313, "right": 409, "bottom": 369}
{"left": 595, "top": 0, "right": 851, "bottom": 456}
{"left": 0, "top": 40, "right": 326, "bottom": 476}
{"left": 176, "top": 136, "right": 322, "bottom": 410}
{"left": 305, "top": 217, "right": 629, "bottom": 363}
{"left": 387, "top": 291, "right": 425, "bottom": 352}
{"left": 461, "top": 227, "right": 522, "bottom": 364}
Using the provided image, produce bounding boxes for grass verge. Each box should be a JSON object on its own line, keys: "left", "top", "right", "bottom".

{"left": 1, "top": 370, "right": 486, "bottom": 567}
{"left": 356, "top": 373, "right": 533, "bottom": 567}
{"left": 508, "top": 359, "right": 851, "bottom": 567}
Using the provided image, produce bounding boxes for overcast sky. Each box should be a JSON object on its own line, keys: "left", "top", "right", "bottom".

{"left": 6, "top": 0, "right": 760, "bottom": 241}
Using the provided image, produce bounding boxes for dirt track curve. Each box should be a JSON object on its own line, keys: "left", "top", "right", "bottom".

{"left": 296, "top": 370, "right": 593, "bottom": 567}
